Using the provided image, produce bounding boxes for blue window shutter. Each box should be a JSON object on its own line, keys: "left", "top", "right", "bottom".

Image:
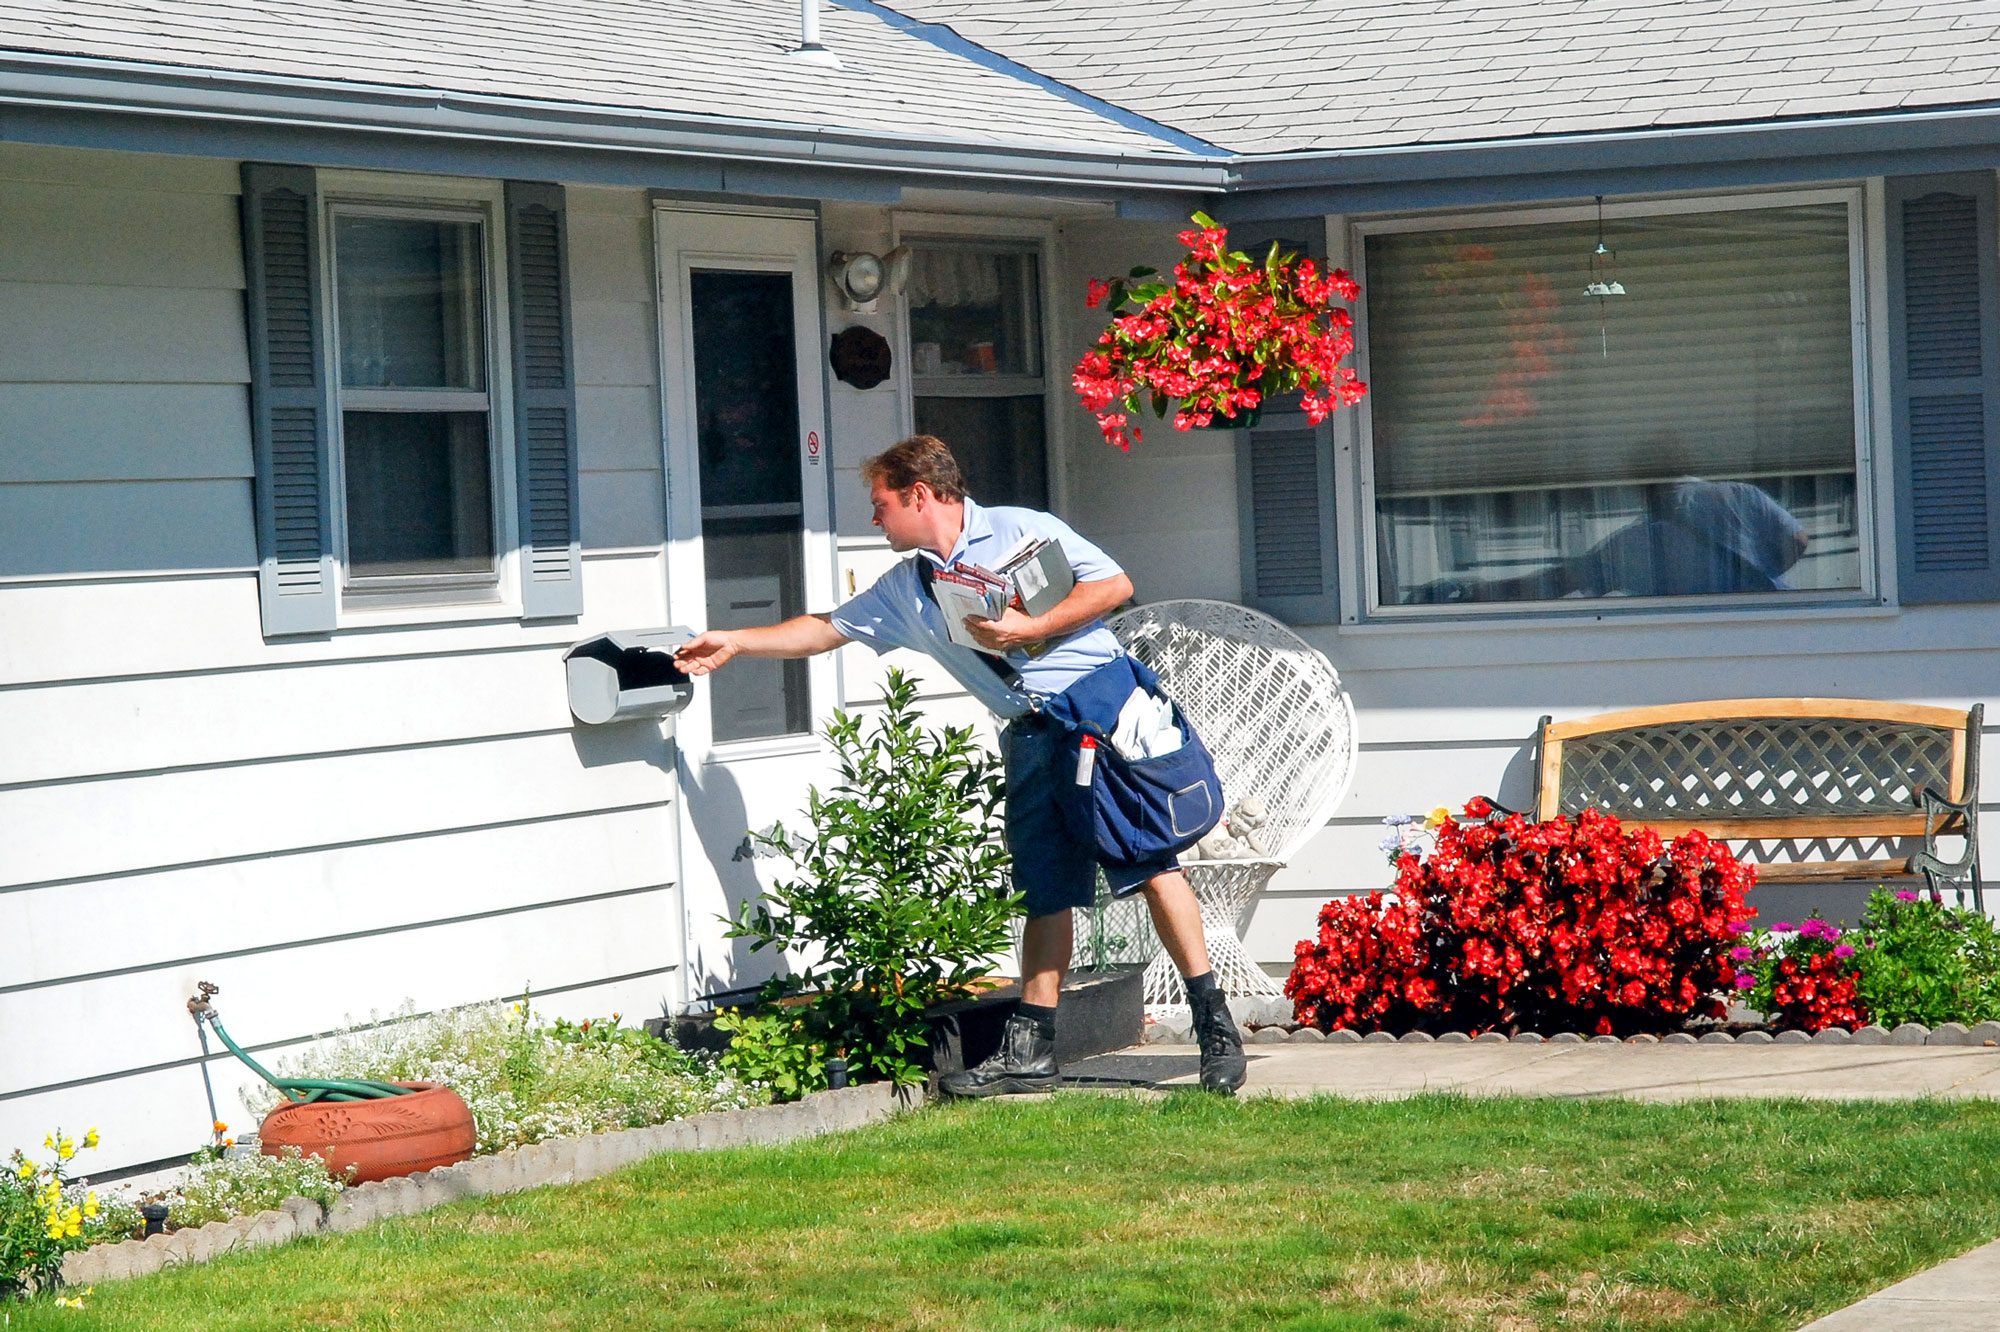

{"left": 1887, "top": 174, "right": 2000, "bottom": 604}
{"left": 505, "top": 181, "right": 583, "bottom": 619}
{"left": 241, "top": 163, "right": 336, "bottom": 636}
{"left": 1230, "top": 223, "right": 1339, "bottom": 623}
{"left": 1237, "top": 408, "right": 1339, "bottom": 623}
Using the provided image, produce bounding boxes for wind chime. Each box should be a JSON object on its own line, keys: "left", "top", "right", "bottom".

{"left": 1583, "top": 195, "right": 1625, "bottom": 357}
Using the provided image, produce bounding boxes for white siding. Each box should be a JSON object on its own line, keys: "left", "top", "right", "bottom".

{"left": 1054, "top": 218, "right": 1243, "bottom": 604}
{"left": 0, "top": 150, "right": 683, "bottom": 1173}
{"left": 1051, "top": 211, "right": 2000, "bottom": 975}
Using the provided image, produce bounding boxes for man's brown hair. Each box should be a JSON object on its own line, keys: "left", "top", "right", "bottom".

{"left": 861, "top": 435, "right": 967, "bottom": 503}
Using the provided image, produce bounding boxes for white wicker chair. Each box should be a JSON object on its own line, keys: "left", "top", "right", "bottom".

{"left": 1104, "top": 599, "right": 1359, "bottom": 1006}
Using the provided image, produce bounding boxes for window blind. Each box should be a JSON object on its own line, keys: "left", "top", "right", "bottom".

{"left": 1364, "top": 204, "right": 1856, "bottom": 499}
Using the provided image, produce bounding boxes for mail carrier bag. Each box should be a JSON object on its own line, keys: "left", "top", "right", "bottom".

{"left": 1039, "top": 654, "right": 1223, "bottom": 867}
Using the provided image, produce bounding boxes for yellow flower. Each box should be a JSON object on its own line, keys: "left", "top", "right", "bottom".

{"left": 84, "top": 1192, "right": 100, "bottom": 1218}
{"left": 63, "top": 1206, "right": 82, "bottom": 1237}
{"left": 16, "top": 1159, "right": 33, "bottom": 1180}
{"left": 43, "top": 1133, "right": 54, "bottom": 1151}
{"left": 57, "top": 1137, "right": 76, "bottom": 1160}
{"left": 46, "top": 1220, "right": 65, "bottom": 1240}
{"left": 83, "top": 1127, "right": 100, "bottom": 1149}
{"left": 54, "top": 1292, "right": 88, "bottom": 1309}
{"left": 1426, "top": 805, "right": 1451, "bottom": 830}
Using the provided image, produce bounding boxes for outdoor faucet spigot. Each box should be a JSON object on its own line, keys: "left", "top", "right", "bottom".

{"left": 187, "top": 979, "right": 220, "bottom": 1020}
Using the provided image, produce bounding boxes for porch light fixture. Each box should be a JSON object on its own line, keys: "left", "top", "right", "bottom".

{"left": 827, "top": 246, "right": 911, "bottom": 313}
{"left": 1585, "top": 195, "right": 1625, "bottom": 357}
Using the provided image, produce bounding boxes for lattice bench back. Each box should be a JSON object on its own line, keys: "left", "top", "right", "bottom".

{"left": 1534, "top": 698, "right": 1982, "bottom": 906}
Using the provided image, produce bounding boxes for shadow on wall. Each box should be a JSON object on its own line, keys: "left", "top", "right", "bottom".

{"left": 676, "top": 755, "right": 773, "bottom": 1000}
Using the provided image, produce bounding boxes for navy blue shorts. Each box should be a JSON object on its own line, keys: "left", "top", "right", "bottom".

{"left": 1001, "top": 711, "right": 1178, "bottom": 919}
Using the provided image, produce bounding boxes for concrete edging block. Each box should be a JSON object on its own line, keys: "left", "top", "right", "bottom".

{"left": 67, "top": 1081, "right": 905, "bottom": 1287}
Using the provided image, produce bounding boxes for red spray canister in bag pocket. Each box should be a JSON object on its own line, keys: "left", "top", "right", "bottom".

{"left": 1075, "top": 735, "right": 1097, "bottom": 786}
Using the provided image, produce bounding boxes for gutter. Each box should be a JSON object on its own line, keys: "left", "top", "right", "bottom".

{"left": 0, "top": 50, "right": 1232, "bottom": 194}
{"left": 7, "top": 48, "right": 2000, "bottom": 206}
{"left": 1230, "top": 100, "right": 2000, "bottom": 194}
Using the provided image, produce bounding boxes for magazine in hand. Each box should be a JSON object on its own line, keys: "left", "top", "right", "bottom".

{"left": 926, "top": 538, "right": 1075, "bottom": 658}
{"left": 963, "top": 535, "right": 1075, "bottom": 618}
{"left": 928, "top": 566, "right": 1011, "bottom": 655}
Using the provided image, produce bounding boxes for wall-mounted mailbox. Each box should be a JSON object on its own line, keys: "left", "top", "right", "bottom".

{"left": 563, "top": 627, "right": 696, "bottom": 725}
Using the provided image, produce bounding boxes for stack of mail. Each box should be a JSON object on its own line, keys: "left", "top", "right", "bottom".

{"left": 1111, "top": 687, "right": 1183, "bottom": 760}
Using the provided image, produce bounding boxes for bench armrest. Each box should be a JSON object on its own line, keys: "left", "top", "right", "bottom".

{"left": 1911, "top": 784, "right": 1981, "bottom": 906}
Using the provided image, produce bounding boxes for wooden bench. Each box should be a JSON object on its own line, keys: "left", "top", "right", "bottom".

{"left": 1534, "top": 699, "right": 1983, "bottom": 911}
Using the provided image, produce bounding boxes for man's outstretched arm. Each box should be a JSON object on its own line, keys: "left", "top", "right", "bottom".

{"left": 674, "top": 614, "right": 850, "bottom": 676}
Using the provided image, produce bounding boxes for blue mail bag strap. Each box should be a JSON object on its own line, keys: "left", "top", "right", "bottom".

{"left": 1039, "top": 654, "right": 1224, "bottom": 867}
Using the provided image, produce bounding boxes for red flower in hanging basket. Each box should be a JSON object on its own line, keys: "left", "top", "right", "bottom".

{"left": 1074, "top": 212, "right": 1368, "bottom": 451}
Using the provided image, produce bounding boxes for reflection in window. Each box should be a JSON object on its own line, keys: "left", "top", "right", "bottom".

{"left": 1364, "top": 202, "right": 1862, "bottom": 607}
{"left": 335, "top": 216, "right": 485, "bottom": 390}
{"left": 908, "top": 242, "right": 1048, "bottom": 508}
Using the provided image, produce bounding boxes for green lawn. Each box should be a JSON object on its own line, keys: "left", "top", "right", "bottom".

{"left": 26, "top": 1092, "right": 2000, "bottom": 1330}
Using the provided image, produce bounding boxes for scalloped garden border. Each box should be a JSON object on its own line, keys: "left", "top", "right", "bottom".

{"left": 61, "top": 1083, "right": 905, "bottom": 1289}
{"left": 1140, "top": 1020, "right": 2000, "bottom": 1048}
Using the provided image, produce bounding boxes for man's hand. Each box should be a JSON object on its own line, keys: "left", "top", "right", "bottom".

{"left": 961, "top": 607, "right": 1046, "bottom": 654}
{"left": 673, "top": 630, "right": 741, "bottom": 676}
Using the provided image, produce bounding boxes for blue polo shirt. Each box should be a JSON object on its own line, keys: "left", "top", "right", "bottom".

{"left": 830, "top": 498, "right": 1126, "bottom": 719}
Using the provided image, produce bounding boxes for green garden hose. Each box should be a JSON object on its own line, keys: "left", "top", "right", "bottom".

{"left": 188, "top": 981, "right": 415, "bottom": 1108}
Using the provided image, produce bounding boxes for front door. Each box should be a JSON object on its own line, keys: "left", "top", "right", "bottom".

{"left": 655, "top": 205, "right": 837, "bottom": 998}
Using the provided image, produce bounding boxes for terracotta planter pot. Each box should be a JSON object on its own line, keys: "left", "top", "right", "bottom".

{"left": 260, "top": 1081, "right": 476, "bottom": 1184}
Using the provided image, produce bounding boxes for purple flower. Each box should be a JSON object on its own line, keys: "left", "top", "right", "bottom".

{"left": 1733, "top": 972, "right": 1757, "bottom": 990}
{"left": 1896, "top": 890, "right": 1920, "bottom": 902}
{"left": 1378, "top": 834, "right": 1402, "bottom": 853}
{"left": 1833, "top": 943, "right": 1856, "bottom": 959}
{"left": 1729, "top": 946, "right": 1754, "bottom": 962}
{"left": 1771, "top": 921, "right": 1796, "bottom": 933}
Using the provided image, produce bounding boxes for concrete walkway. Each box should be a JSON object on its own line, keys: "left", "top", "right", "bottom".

{"left": 1066, "top": 1040, "right": 2000, "bottom": 1330}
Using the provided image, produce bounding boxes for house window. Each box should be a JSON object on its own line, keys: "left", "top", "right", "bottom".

{"left": 329, "top": 205, "right": 504, "bottom": 600}
{"left": 1359, "top": 196, "right": 1867, "bottom": 612}
{"left": 907, "top": 243, "right": 1049, "bottom": 508}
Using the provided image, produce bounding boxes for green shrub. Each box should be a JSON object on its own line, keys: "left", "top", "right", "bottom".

{"left": 726, "top": 667, "right": 1019, "bottom": 1090}
{"left": 1853, "top": 887, "right": 2000, "bottom": 1028}
{"left": 713, "top": 1007, "right": 828, "bottom": 1103}
{"left": 165, "top": 1145, "right": 350, "bottom": 1229}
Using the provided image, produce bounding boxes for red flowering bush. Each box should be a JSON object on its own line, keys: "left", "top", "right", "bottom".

{"left": 1286, "top": 800, "right": 1754, "bottom": 1036}
{"left": 1073, "top": 212, "right": 1367, "bottom": 451}
{"left": 1731, "top": 918, "right": 1866, "bottom": 1033}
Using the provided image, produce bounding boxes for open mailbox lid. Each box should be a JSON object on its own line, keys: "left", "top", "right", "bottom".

{"left": 563, "top": 627, "right": 696, "bottom": 725}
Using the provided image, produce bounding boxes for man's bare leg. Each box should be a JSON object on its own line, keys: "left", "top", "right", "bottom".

{"left": 1020, "top": 908, "right": 1074, "bottom": 1008}
{"left": 1139, "top": 868, "right": 1246, "bottom": 1093}
{"left": 1137, "top": 870, "right": 1209, "bottom": 976}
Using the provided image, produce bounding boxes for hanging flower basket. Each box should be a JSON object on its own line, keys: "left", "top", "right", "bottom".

{"left": 1073, "top": 212, "right": 1368, "bottom": 451}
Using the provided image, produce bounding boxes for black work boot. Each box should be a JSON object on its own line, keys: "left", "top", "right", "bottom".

{"left": 939, "top": 1014, "right": 1059, "bottom": 1098}
{"left": 1192, "top": 998, "right": 1247, "bottom": 1095}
